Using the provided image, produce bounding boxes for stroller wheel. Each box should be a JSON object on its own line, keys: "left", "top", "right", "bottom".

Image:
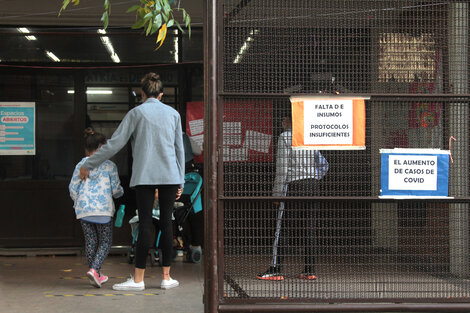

{"left": 188, "top": 246, "right": 202, "bottom": 264}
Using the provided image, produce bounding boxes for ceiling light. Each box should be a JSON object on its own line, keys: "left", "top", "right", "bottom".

{"left": 17, "top": 27, "right": 37, "bottom": 41}
{"left": 233, "top": 29, "right": 259, "bottom": 64}
{"left": 68, "top": 90, "right": 113, "bottom": 94}
{"left": 98, "top": 29, "right": 121, "bottom": 63}
{"left": 174, "top": 29, "right": 179, "bottom": 63}
{"left": 45, "top": 50, "right": 60, "bottom": 62}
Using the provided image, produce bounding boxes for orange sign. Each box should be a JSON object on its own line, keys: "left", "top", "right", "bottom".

{"left": 291, "top": 96, "right": 366, "bottom": 150}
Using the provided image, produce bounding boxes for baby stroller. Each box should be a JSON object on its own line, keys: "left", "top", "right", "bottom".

{"left": 174, "top": 171, "right": 203, "bottom": 263}
{"left": 127, "top": 204, "right": 170, "bottom": 266}
{"left": 127, "top": 172, "right": 203, "bottom": 265}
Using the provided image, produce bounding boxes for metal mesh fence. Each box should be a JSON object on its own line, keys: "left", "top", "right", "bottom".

{"left": 221, "top": 96, "right": 470, "bottom": 301}
{"left": 222, "top": 97, "right": 469, "bottom": 198}
{"left": 218, "top": 0, "right": 470, "bottom": 305}
{"left": 223, "top": 0, "right": 468, "bottom": 94}
{"left": 223, "top": 200, "right": 470, "bottom": 301}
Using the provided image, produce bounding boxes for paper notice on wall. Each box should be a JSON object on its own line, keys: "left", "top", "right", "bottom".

{"left": 223, "top": 122, "right": 242, "bottom": 135}
{"left": 189, "top": 119, "right": 204, "bottom": 135}
{"left": 388, "top": 154, "right": 438, "bottom": 191}
{"left": 0, "top": 102, "right": 35, "bottom": 155}
{"left": 380, "top": 148, "right": 450, "bottom": 198}
{"left": 230, "top": 147, "right": 248, "bottom": 162}
{"left": 190, "top": 134, "right": 204, "bottom": 150}
{"left": 224, "top": 134, "right": 242, "bottom": 146}
{"left": 223, "top": 147, "right": 230, "bottom": 162}
{"left": 291, "top": 96, "right": 366, "bottom": 150}
{"left": 244, "top": 130, "right": 272, "bottom": 154}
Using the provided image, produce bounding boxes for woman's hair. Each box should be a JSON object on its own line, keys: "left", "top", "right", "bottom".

{"left": 141, "top": 72, "right": 163, "bottom": 98}
{"left": 83, "top": 127, "right": 107, "bottom": 154}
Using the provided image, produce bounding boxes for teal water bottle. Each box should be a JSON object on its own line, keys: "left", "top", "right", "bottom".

{"left": 114, "top": 204, "right": 125, "bottom": 227}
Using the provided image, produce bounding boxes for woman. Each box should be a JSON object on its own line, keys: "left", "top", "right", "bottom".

{"left": 79, "top": 73, "right": 185, "bottom": 290}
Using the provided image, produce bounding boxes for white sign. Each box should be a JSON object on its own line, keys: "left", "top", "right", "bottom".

{"left": 223, "top": 122, "right": 242, "bottom": 135}
{"left": 189, "top": 118, "right": 204, "bottom": 135}
{"left": 303, "top": 99, "right": 353, "bottom": 145}
{"left": 388, "top": 155, "right": 438, "bottom": 190}
{"left": 0, "top": 102, "right": 35, "bottom": 155}
{"left": 244, "top": 130, "right": 272, "bottom": 154}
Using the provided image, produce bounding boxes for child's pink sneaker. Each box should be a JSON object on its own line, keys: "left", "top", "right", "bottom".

{"left": 98, "top": 274, "right": 108, "bottom": 284}
{"left": 86, "top": 268, "right": 101, "bottom": 288}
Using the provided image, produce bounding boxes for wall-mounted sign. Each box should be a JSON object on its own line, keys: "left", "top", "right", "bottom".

{"left": 186, "top": 101, "right": 204, "bottom": 164}
{"left": 290, "top": 96, "right": 366, "bottom": 150}
{"left": 380, "top": 148, "right": 450, "bottom": 198}
{"left": 0, "top": 102, "right": 35, "bottom": 155}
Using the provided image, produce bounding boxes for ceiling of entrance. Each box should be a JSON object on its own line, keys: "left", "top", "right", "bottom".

{"left": 0, "top": 0, "right": 203, "bottom": 27}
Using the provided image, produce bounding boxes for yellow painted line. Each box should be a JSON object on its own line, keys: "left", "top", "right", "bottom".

{"left": 103, "top": 294, "right": 114, "bottom": 296}
{"left": 45, "top": 295, "right": 54, "bottom": 298}
{"left": 84, "top": 294, "right": 96, "bottom": 297}
{"left": 123, "top": 294, "right": 135, "bottom": 296}
{"left": 63, "top": 295, "right": 75, "bottom": 297}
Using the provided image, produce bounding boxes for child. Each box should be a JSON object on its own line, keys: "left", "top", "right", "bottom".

{"left": 69, "top": 127, "right": 124, "bottom": 288}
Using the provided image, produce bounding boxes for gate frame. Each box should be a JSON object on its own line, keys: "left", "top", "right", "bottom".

{"left": 203, "top": 0, "right": 470, "bottom": 312}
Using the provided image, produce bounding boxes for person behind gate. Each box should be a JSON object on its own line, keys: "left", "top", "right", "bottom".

{"left": 79, "top": 72, "right": 185, "bottom": 291}
{"left": 257, "top": 115, "right": 329, "bottom": 281}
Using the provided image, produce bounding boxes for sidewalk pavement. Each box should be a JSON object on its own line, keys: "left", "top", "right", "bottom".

{"left": 1, "top": 253, "right": 204, "bottom": 313}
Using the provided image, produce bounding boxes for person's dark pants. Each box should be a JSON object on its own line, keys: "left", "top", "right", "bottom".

{"left": 135, "top": 185, "right": 179, "bottom": 268}
{"left": 275, "top": 178, "right": 316, "bottom": 273}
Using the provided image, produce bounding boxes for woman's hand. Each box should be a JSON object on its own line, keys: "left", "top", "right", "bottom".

{"left": 176, "top": 187, "right": 183, "bottom": 200}
{"left": 79, "top": 166, "right": 89, "bottom": 181}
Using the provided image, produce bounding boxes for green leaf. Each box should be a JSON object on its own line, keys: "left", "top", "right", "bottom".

{"left": 104, "top": 0, "right": 109, "bottom": 10}
{"left": 140, "top": 0, "right": 147, "bottom": 4}
{"left": 174, "top": 20, "right": 184, "bottom": 33}
{"left": 163, "top": 0, "right": 171, "bottom": 12}
{"left": 167, "top": 19, "right": 174, "bottom": 28}
{"left": 143, "top": 11, "right": 153, "bottom": 20}
{"left": 154, "top": 14, "right": 162, "bottom": 28}
{"left": 146, "top": 18, "right": 153, "bottom": 35}
{"left": 185, "top": 15, "right": 190, "bottom": 28}
{"left": 132, "top": 18, "right": 147, "bottom": 29}
{"left": 101, "top": 11, "right": 109, "bottom": 29}
{"left": 151, "top": 22, "right": 160, "bottom": 34}
{"left": 162, "top": 11, "right": 169, "bottom": 22}
{"left": 59, "top": 0, "right": 72, "bottom": 15}
{"left": 126, "top": 5, "right": 141, "bottom": 13}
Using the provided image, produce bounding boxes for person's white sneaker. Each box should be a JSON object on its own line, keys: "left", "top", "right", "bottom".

{"left": 112, "top": 276, "right": 145, "bottom": 291}
{"left": 160, "top": 277, "right": 179, "bottom": 289}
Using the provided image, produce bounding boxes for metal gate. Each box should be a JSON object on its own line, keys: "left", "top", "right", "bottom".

{"left": 204, "top": 1, "right": 470, "bottom": 312}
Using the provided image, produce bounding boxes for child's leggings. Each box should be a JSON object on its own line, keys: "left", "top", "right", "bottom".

{"left": 80, "top": 220, "right": 113, "bottom": 273}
